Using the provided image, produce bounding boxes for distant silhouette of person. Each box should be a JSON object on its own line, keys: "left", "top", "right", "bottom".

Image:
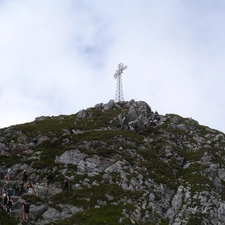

{"left": 22, "top": 202, "right": 30, "bottom": 221}
{"left": 63, "top": 179, "right": 69, "bottom": 192}
{"left": 22, "top": 170, "right": 28, "bottom": 182}
{"left": 46, "top": 172, "right": 54, "bottom": 187}
{"left": 34, "top": 183, "right": 39, "bottom": 196}
{"left": 12, "top": 181, "right": 19, "bottom": 196}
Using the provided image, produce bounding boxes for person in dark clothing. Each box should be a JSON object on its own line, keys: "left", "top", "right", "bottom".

{"left": 22, "top": 170, "right": 28, "bottom": 182}
{"left": 22, "top": 202, "right": 30, "bottom": 221}
{"left": 2, "top": 193, "right": 9, "bottom": 211}
{"left": 18, "top": 180, "right": 25, "bottom": 196}
{"left": 149, "top": 119, "right": 153, "bottom": 127}
{"left": 63, "top": 179, "right": 69, "bottom": 192}
{"left": 12, "top": 181, "right": 19, "bottom": 196}
{"left": 69, "top": 128, "right": 75, "bottom": 135}
{"left": 134, "top": 124, "right": 138, "bottom": 133}
{"left": 32, "top": 140, "right": 38, "bottom": 146}
{"left": 2, "top": 182, "right": 9, "bottom": 194}
{"left": 46, "top": 172, "right": 54, "bottom": 187}
{"left": 6, "top": 196, "right": 13, "bottom": 213}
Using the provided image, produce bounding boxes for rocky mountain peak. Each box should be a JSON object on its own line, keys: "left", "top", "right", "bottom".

{"left": 0, "top": 99, "right": 225, "bottom": 225}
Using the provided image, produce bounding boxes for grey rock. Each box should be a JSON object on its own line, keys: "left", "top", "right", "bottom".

{"left": 57, "top": 149, "right": 87, "bottom": 165}
{"left": 177, "top": 124, "right": 189, "bottom": 131}
{"left": 77, "top": 109, "right": 87, "bottom": 119}
{"left": 38, "top": 136, "right": 51, "bottom": 145}
{"left": 94, "top": 103, "right": 103, "bottom": 108}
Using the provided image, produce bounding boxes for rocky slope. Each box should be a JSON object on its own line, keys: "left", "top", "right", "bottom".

{"left": 0, "top": 99, "right": 225, "bottom": 225}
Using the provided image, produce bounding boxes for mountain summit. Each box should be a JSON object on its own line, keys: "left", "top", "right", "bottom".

{"left": 0, "top": 99, "right": 225, "bottom": 225}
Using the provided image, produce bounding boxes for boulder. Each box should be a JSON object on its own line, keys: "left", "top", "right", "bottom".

{"left": 94, "top": 103, "right": 103, "bottom": 109}
{"left": 127, "top": 101, "right": 151, "bottom": 129}
{"left": 57, "top": 149, "right": 87, "bottom": 165}
{"left": 77, "top": 109, "right": 87, "bottom": 119}
{"left": 37, "top": 136, "right": 51, "bottom": 145}
{"left": 103, "top": 100, "right": 120, "bottom": 111}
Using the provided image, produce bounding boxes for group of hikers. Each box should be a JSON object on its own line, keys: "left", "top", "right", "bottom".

{"left": 45, "top": 171, "right": 70, "bottom": 192}
{"left": 1, "top": 189, "right": 30, "bottom": 221}
{"left": 145, "top": 111, "right": 161, "bottom": 128}
{"left": 1, "top": 168, "right": 37, "bottom": 219}
{"left": 1, "top": 168, "right": 70, "bottom": 221}
{"left": 3, "top": 169, "right": 39, "bottom": 196}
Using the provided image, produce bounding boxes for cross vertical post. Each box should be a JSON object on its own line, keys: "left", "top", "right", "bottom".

{"left": 114, "top": 63, "right": 127, "bottom": 102}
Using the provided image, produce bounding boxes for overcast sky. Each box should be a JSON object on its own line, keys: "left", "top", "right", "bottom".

{"left": 0, "top": 0, "right": 225, "bottom": 133}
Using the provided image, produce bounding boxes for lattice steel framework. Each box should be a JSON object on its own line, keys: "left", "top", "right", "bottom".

{"left": 114, "top": 63, "right": 127, "bottom": 102}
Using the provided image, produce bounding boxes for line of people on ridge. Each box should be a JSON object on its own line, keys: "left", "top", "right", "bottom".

{"left": 2, "top": 169, "right": 70, "bottom": 195}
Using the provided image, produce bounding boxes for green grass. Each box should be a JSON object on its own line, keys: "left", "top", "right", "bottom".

{"left": 0, "top": 210, "right": 20, "bottom": 225}
{"left": 32, "top": 140, "right": 67, "bottom": 169}
{"left": 187, "top": 213, "right": 203, "bottom": 225}
{"left": 71, "top": 130, "right": 143, "bottom": 144}
{"left": 47, "top": 204, "right": 125, "bottom": 225}
{"left": 11, "top": 114, "right": 76, "bottom": 137}
{"left": 51, "top": 183, "right": 122, "bottom": 208}
{"left": 177, "top": 163, "right": 213, "bottom": 192}
{"left": 0, "top": 155, "right": 22, "bottom": 167}
{"left": 6, "top": 107, "right": 124, "bottom": 139}
{"left": 22, "top": 194, "right": 45, "bottom": 205}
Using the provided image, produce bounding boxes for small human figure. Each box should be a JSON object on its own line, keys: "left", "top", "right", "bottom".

{"left": 134, "top": 124, "right": 138, "bottom": 133}
{"left": 0, "top": 193, "right": 6, "bottom": 210}
{"left": 22, "top": 169, "right": 28, "bottom": 182}
{"left": 46, "top": 172, "right": 54, "bottom": 187}
{"left": 27, "top": 187, "right": 33, "bottom": 195}
{"left": 30, "top": 182, "right": 34, "bottom": 189}
{"left": 149, "top": 119, "right": 153, "bottom": 127}
{"left": 27, "top": 181, "right": 31, "bottom": 190}
{"left": 12, "top": 181, "right": 19, "bottom": 196}
{"left": 117, "top": 123, "right": 121, "bottom": 129}
{"left": 6, "top": 196, "right": 13, "bottom": 213}
{"left": 23, "top": 182, "right": 28, "bottom": 193}
{"left": 144, "top": 122, "right": 147, "bottom": 129}
{"left": 34, "top": 183, "right": 39, "bottom": 196}
{"left": 1, "top": 194, "right": 5, "bottom": 210}
{"left": 2, "top": 193, "right": 10, "bottom": 212}
{"left": 22, "top": 202, "right": 30, "bottom": 221}
{"left": 69, "top": 128, "right": 76, "bottom": 135}
{"left": 4, "top": 168, "right": 12, "bottom": 180}
{"left": 32, "top": 139, "right": 38, "bottom": 146}
{"left": 153, "top": 119, "right": 157, "bottom": 127}
{"left": 18, "top": 180, "right": 24, "bottom": 196}
{"left": 2, "top": 182, "right": 9, "bottom": 194}
{"left": 156, "top": 115, "right": 160, "bottom": 121}
{"left": 63, "top": 179, "right": 69, "bottom": 192}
